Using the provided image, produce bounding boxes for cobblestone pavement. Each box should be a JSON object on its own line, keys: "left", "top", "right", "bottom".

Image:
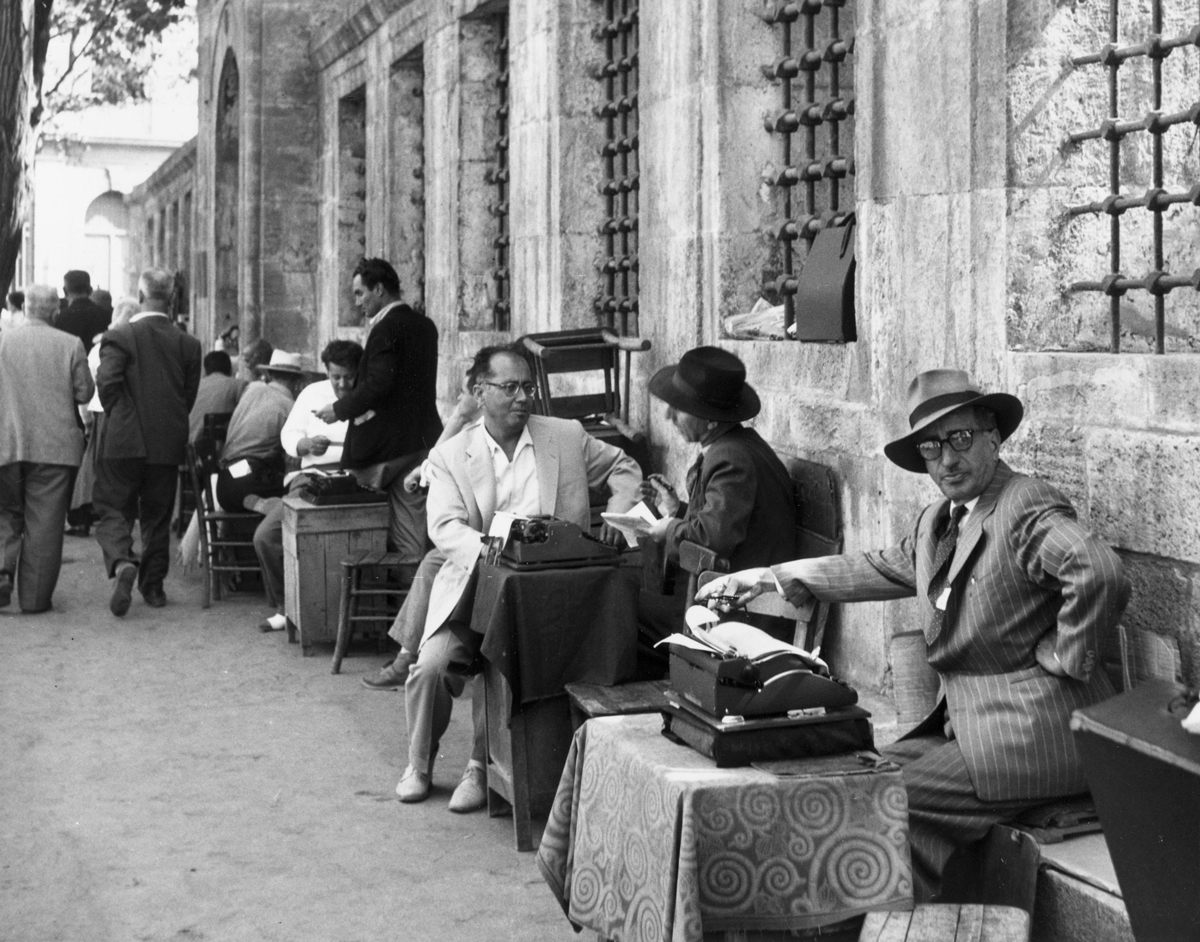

{"left": 0, "top": 534, "right": 583, "bottom": 942}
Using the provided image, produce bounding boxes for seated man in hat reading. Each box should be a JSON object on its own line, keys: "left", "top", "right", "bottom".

{"left": 215, "top": 349, "right": 308, "bottom": 513}
{"left": 636, "top": 346, "right": 797, "bottom": 677}
{"left": 698, "top": 368, "right": 1129, "bottom": 902}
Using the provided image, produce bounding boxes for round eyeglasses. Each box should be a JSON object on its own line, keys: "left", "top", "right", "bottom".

{"left": 481, "top": 380, "right": 538, "bottom": 398}
{"left": 916, "top": 427, "right": 994, "bottom": 462}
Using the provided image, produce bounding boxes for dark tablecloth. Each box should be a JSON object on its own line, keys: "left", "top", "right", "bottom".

{"left": 472, "top": 561, "right": 638, "bottom": 713}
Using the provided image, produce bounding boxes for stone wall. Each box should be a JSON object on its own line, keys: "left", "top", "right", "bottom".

{"left": 163, "top": 0, "right": 1200, "bottom": 700}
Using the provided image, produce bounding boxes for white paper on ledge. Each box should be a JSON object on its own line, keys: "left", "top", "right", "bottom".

{"left": 1182, "top": 700, "right": 1200, "bottom": 735}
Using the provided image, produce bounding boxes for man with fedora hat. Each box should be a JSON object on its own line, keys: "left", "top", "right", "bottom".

{"left": 698, "top": 368, "right": 1129, "bottom": 901}
{"left": 637, "top": 346, "right": 796, "bottom": 673}
{"left": 94, "top": 268, "right": 202, "bottom": 616}
{"left": 215, "top": 349, "right": 308, "bottom": 514}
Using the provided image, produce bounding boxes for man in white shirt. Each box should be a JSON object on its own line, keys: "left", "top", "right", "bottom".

{"left": 393, "top": 344, "right": 641, "bottom": 813}
{"left": 248, "top": 340, "right": 363, "bottom": 632}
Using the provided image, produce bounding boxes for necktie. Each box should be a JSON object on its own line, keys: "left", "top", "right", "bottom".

{"left": 927, "top": 505, "right": 967, "bottom": 636}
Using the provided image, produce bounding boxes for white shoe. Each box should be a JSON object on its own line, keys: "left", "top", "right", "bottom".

{"left": 448, "top": 765, "right": 487, "bottom": 814}
{"left": 395, "top": 765, "right": 431, "bottom": 803}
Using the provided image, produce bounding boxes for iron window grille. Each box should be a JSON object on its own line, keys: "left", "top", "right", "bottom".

{"left": 593, "top": 0, "right": 640, "bottom": 336}
{"left": 487, "top": 22, "right": 511, "bottom": 331}
{"left": 1063, "top": 3, "right": 1200, "bottom": 354}
{"left": 760, "top": 0, "right": 856, "bottom": 337}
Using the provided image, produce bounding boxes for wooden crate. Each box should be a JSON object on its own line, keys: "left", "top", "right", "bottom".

{"left": 281, "top": 495, "right": 389, "bottom": 654}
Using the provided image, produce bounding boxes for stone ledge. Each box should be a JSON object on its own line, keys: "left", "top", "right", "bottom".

{"left": 1031, "top": 834, "right": 1133, "bottom": 942}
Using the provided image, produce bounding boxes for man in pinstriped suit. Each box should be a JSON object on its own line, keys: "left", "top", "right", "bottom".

{"left": 698, "top": 369, "right": 1129, "bottom": 902}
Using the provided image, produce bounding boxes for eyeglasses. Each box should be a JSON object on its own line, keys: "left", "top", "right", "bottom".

{"left": 916, "top": 427, "right": 994, "bottom": 462}
{"left": 481, "top": 380, "right": 538, "bottom": 398}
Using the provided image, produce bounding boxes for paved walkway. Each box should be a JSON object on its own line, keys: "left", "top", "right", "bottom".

{"left": 0, "top": 535, "right": 583, "bottom": 942}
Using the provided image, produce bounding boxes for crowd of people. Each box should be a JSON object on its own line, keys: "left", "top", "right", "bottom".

{"left": 0, "top": 257, "right": 1130, "bottom": 904}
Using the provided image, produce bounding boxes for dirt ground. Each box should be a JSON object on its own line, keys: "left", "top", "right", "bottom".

{"left": 0, "top": 534, "right": 588, "bottom": 942}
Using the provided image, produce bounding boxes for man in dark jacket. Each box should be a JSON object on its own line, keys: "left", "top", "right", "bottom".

{"left": 637, "top": 347, "right": 797, "bottom": 674}
{"left": 56, "top": 270, "right": 109, "bottom": 352}
{"left": 315, "top": 257, "right": 441, "bottom": 565}
{"left": 94, "top": 268, "right": 202, "bottom": 616}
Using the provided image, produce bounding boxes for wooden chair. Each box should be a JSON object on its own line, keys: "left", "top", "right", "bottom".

{"left": 330, "top": 549, "right": 408, "bottom": 674}
{"left": 177, "top": 411, "right": 234, "bottom": 537}
{"left": 187, "top": 436, "right": 264, "bottom": 608}
{"left": 520, "top": 329, "right": 653, "bottom": 509}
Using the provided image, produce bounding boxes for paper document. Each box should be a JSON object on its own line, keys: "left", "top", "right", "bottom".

{"left": 655, "top": 617, "right": 828, "bottom": 673}
{"left": 600, "top": 501, "right": 658, "bottom": 548}
{"left": 487, "top": 511, "right": 526, "bottom": 550}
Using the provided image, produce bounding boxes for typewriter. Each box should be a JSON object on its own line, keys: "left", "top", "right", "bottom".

{"left": 488, "top": 516, "right": 621, "bottom": 570}
{"left": 298, "top": 470, "right": 387, "bottom": 506}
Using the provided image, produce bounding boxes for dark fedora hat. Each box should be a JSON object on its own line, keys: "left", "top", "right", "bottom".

{"left": 649, "top": 346, "right": 760, "bottom": 423}
{"left": 884, "top": 369, "right": 1024, "bottom": 473}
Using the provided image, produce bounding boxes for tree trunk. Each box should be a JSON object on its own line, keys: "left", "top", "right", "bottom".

{"left": 0, "top": 0, "right": 50, "bottom": 294}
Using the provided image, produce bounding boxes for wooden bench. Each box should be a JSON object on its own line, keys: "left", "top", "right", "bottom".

{"left": 859, "top": 905, "right": 1030, "bottom": 942}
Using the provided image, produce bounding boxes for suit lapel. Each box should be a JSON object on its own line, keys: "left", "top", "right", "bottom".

{"left": 529, "top": 417, "right": 560, "bottom": 515}
{"left": 947, "top": 462, "right": 1012, "bottom": 585}
{"left": 464, "top": 426, "right": 496, "bottom": 525}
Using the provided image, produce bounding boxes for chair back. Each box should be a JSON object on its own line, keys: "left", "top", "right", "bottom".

{"left": 520, "top": 328, "right": 649, "bottom": 426}
{"left": 202, "top": 411, "right": 233, "bottom": 447}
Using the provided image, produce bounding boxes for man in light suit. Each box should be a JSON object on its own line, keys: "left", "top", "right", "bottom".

{"left": 394, "top": 344, "right": 641, "bottom": 812}
{"left": 0, "top": 285, "right": 94, "bottom": 612}
{"left": 699, "top": 369, "right": 1129, "bottom": 901}
{"left": 94, "top": 269, "right": 202, "bottom": 617}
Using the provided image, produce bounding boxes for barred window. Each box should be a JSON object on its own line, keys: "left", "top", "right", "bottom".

{"left": 1063, "top": 4, "right": 1200, "bottom": 354}
{"left": 759, "top": 0, "right": 856, "bottom": 340}
{"left": 592, "top": 0, "right": 639, "bottom": 336}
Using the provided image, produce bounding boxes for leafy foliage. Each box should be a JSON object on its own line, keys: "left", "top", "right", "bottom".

{"left": 40, "top": 0, "right": 191, "bottom": 124}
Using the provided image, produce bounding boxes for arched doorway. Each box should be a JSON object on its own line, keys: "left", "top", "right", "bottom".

{"left": 215, "top": 49, "right": 240, "bottom": 350}
{"left": 83, "top": 190, "right": 128, "bottom": 295}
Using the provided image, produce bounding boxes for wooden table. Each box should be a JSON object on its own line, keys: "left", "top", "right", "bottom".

{"left": 471, "top": 559, "right": 639, "bottom": 850}
{"left": 281, "top": 495, "right": 389, "bottom": 654}
{"left": 537, "top": 715, "right": 913, "bottom": 941}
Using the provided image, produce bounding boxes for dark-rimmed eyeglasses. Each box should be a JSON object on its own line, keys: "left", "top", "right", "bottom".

{"left": 481, "top": 380, "right": 538, "bottom": 398}
{"left": 916, "top": 427, "right": 994, "bottom": 462}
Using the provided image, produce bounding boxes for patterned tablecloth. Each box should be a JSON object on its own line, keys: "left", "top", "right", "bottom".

{"left": 536, "top": 715, "right": 912, "bottom": 941}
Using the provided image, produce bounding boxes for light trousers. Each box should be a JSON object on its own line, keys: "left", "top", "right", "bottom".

{"left": 0, "top": 462, "right": 74, "bottom": 612}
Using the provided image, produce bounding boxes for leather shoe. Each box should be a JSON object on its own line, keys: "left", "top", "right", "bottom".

{"left": 395, "top": 765, "right": 431, "bottom": 803}
{"left": 110, "top": 564, "right": 137, "bottom": 617}
{"left": 64, "top": 524, "right": 90, "bottom": 537}
{"left": 142, "top": 586, "right": 167, "bottom": 608}
{"left": 0, "top": 572, "right": 11, "bottom": 608}
{"left": 448, "top": 765, "right": 487, "bottom": 814}
{"left": 361, "top": 650, "right": 416, "bottom": 690}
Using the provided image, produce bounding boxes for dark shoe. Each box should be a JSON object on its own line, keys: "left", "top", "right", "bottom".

{"left": 110, "top": 564, "right": 137, "bottom": 617}
{"left": 142, "top": 586, "right": 167, "bottom": 608}
{"left": 0, "top": 572, "right": 11, "bottom": 607}
{"left": 361, "top": 650, "right": 415, "bottom": 690}
{"left": 64, "top": 525, "right": 91, "bottom": 537}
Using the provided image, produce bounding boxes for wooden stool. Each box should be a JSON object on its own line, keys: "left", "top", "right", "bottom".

{"left": 858, "top": 904, "right": 1030, "bottom": 942}
{"left": 331, "top": 549, "right": 407, "bottom": 674}
{"left": 563, "top": 679, "right": 672, "bottom": 730}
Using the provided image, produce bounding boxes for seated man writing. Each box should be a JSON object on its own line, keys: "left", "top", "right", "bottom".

{"left": 215, "top": 349, "right": 307, "bottom": 513}
{"left": 698, "top": 368, "right": 1129, "bottom": 901}
{"left": 246, "top": 340, "right": 363, "bottom": 633}
{"left": 391, "top": 344, "right": 641, "bottom": 813}
{"left": 637, "top": 346, "right": 797, "bottom": 675}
